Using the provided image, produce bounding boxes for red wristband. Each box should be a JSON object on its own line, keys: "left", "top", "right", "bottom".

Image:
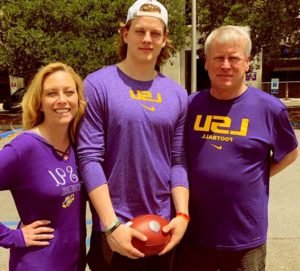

{"left": 176, "top": 212, "right": 190, "bottom": 222}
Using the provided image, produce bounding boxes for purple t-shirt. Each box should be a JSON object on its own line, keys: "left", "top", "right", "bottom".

{"left": 0, "top": 132, "right": 86, "bottom": 270}
{"left": 186, "top": 87, "right": 298, "bottom": 250}
{"left": 77, "top": 65, "right": 188, "bottom": 229}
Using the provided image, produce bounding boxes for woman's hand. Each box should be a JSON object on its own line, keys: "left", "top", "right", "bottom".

{"left": 21, "top": 220, "right": 54, "bottom": 247}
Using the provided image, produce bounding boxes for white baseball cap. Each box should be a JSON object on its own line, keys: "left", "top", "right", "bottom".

{"left": 126, "top": 0, "right": 168, "bottom": 26}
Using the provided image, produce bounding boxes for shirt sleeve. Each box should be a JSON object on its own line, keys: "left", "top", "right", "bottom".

{"left": 170, "top": 92, "right": 189, "bottom": 189}
{"left": 0, "top": 141, "right": 26, "bottom": 248}
{"left": 0, "top": 143, "right": 19, "bottom": 190}
{"left": 77, "top": 79, "right": 108, "bottom": 192}
{"left": 271, "top": 108, "right": 298, "bottom": 163}
{"left": 0, "top": 224, "right": 26, "bottom": 248}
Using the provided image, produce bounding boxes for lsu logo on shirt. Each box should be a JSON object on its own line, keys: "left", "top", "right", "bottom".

{"left": 193, "top": 115, "right": 250, "bottom": 148}
{"left": 129, "top": 90, "right": 162, "bottom": 112}
{"left": 62, "top": 193, "right": 75, "bottom": 208}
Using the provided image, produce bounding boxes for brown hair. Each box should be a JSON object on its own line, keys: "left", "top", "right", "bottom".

{"left": 117, "top": 3, "right": 175, "bottom": 66}
{"left": 22, "top": 62, "right": 86, "bottom": 143}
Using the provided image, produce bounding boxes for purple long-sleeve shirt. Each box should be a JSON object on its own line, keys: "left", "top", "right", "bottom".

{"left": 0, "top": 132, "right": 86, "bottom": 271}
{"left": 77, "top": 65, "right": 188, "bottom": 229}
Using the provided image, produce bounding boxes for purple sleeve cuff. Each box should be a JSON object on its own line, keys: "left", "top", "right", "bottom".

{"left": 80, "top": 161, "right": 107, "bottom": 193}
{"left": 272, "top": 109, "right": 298, "bottom": 163}
{"left": 0, "top": 224, "right": 26, "bottom": 248}
{"left": 171, "top": 165, "right": 189, "bottom": 189}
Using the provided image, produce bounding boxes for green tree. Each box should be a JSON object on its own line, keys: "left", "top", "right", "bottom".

{"left": 0, "top": 0, "right": 188, "bottom": 82}
{"left": 190, "top": 0, "right": 300, "bottom": 64}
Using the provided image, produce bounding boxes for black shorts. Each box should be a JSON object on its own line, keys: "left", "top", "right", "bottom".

{"left": 87, "top": 230, "right": 175, "bottom": 271}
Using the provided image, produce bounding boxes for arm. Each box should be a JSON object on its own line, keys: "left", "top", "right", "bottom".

{"left": 88, "top": 185, "right": 146, "bottom": 259}
{"left": 169, "top": 92, "right": 189, "bottom": 189}
{"left": 0, "top": 221, "right": 54, "bottom": 249}
{"left": 270, "top": 148, "right": 298, "bottom": 177}
{"left": 0, "top": 140, "right": 54, "bottom": 248}
{"left": 1, "top": 220, "right": 53, "bottom": 248}
{"left": 0, "top": 223, "right": 25, "bottom": 248}
{"left": 270, "top": 108, "right": 298, "bottom": 177}
{"left": 172, "top": 186, "right": 189, "bottom": 217}
{"left": 160, "top": 92, "right": 190, "bottom": 254}
{"left": 159, "top": 186, "right": 189, "bottom": 255}
{"left": 77, "top": 79, "right": 145, "bottom": 258}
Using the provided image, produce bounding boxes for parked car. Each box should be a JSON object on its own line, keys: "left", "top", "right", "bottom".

{"left": 2, "top": 88, "right": 27, "bottom": 113}
{"left": 0, "top": 71, "right": 10, "bottom": 101}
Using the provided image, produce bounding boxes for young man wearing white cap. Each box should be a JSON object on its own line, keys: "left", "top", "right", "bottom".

{"left": 77, "top": 1, "right": 189, "bottom": 270}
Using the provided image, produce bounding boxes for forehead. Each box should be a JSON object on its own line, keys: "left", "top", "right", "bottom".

{"left": 209, "top": 40, "right": 247, "bottom": 56}
{"left": 43, "top": 71, "right": 75, "bottom": 87}
{"left": 130, "top": 16, "right": 165, "bottom": 30}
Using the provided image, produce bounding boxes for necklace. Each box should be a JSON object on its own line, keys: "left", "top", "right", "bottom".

{"left": 54, "top": 144, "right": 71, "bottom": 160}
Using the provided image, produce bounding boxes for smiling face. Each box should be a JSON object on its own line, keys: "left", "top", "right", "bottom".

{"left": 205, "top": 39, "right": 250, "bottom": 98}
{"left": 123, "top": 16, "right": 167, "bottom": 66}
{"left": 40, "top": 71, "right": 78, "bottom": 128}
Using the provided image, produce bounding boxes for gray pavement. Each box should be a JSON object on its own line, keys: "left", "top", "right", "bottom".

{"left": 0, "top": 130, "right": 299, "bottom": 270}
{"left": 267, "top": 129, "right": 300, "bottom": 270}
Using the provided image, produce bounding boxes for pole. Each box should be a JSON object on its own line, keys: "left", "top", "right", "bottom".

{"left": 191, "top": 0, "right": 197, "bottom": 93}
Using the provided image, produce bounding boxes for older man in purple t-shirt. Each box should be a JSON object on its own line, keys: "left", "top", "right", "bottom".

{"left": 177, "top": 25, "right": 298, "bottom": 271}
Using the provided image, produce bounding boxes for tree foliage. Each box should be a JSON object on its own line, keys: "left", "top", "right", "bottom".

{"left": 2, "top": 0, "right": 299, "bottom": 82}
{"left": 0, "top": 0, "right": 188, "bottom": 81}
{"left": 189, "top": 0, "right": 300, "bottom": 65}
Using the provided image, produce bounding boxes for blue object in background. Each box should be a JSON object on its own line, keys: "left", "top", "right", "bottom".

{"left": 0, "top": 128, "right": 22, "bottom": 139}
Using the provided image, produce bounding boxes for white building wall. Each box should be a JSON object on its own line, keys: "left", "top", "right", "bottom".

{"left": 160, "top": 50, "right": 188, "bottom": 90}
{"left": 9, "top": 75, "right": 24, "bottom": 95}
{"left": 161, "top": 29, "right": 202, "bottom": 90}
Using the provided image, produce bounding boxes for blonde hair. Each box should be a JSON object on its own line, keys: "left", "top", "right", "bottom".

{"left": 204, "top": 25, "right": 252, "bottom": 57}
{"left": 117, "top": 3, "right": 175, "bottom": 66}
{"left": 22, "top": 62, "right": 86, "bottom": 143}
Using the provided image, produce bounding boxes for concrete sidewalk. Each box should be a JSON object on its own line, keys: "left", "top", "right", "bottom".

{"left": 267, "top": 129, "right": 300, "bottom": 270}
{"left": 0, "top": 130, "right": 299, "bottom": 270}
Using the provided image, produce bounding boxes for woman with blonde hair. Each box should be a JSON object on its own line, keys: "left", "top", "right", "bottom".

{"left": 0, "top": 62, "right": 86, "bottom": 270}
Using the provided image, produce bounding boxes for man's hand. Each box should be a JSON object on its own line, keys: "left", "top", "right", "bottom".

{"left": 158, "top": 215, "right": 189, "bottom": 255}
{"left": 106, "top": 223, "right": 147, "bottom": 259}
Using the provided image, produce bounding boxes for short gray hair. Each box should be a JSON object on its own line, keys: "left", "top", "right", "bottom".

{"left": 204, "top": 25, "right": 252, "bottom": 57}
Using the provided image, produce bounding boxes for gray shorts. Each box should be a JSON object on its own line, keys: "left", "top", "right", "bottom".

{"left": 174, "top": 242, "right": 266, "bottom": 271}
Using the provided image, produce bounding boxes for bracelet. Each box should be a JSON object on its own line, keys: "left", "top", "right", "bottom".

{"left": 176, "top": 212, "right": 190, "bottom": 222}
{"left": 102, "top": 219, "right": 122, "bottom": 235}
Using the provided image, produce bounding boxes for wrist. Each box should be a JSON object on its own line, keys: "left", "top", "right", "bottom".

{"left": 176, "top": 212, "right": 190, "bottom": 222}
{"left": 102, "top": 218, "right": 122, "bottom": 235}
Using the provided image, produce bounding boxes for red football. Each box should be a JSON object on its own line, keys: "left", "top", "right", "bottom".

{"left": 130, "top": 214, "right": 171, "bottom": 256}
